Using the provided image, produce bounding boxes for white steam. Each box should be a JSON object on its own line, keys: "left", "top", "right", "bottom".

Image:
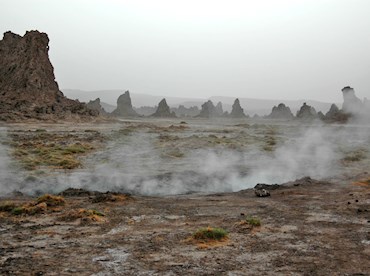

{"left": 1, "top": 122, "right": 369, "bottom": 196}
{"left": 0, "top": 127, "right": 16, "bottom": 195}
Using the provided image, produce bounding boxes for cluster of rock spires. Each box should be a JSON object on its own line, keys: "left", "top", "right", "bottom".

{"left": 0, "top": 31, "right": 97, "bottom": 121}
{"left": 77, "top": 86, "right": 369, "bottom": 122}
{"left": 267, "top": 103, "right": 293, "bottom": 119}
{"left": 266, "top": 86, "right": 369, "bottom": 122}
{"left": 1, "top": 30, "right": 368, "bottom": 123}
{"left": 196, "top": 99, "right": 247, "bottom": 118}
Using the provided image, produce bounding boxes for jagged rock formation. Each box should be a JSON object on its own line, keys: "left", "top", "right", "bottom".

{"left": 296, "top": 102, "right": 318, "bottom": 119}
{"left": 87, "top": 98, "right": 107, "bottom": 115}
{"left": 229, "top": 98, "right": 247, "bottom": 118}
{"left": 323, "top": 103, "right": 348, "bottom": 122}
{"left": 151, "top": 98, "right": 176, "bottom": 117}
{"left": 340, "top": 86, "right": 370, "bottom": 122}
{"left": 341, "top": 86, "right": 363, "bottom": 114}
{"left": 171, "top": 105, "right": 200, "bottom": 117}
{"left": 267, "top": 103, "right": 293, "bottom": 119}
{"left": 112, "top": 91, "right": 138, "bottom": 117}
{"left": 197, "top": 100, "right": 219, "bottom": 118}
{"left": 215, "top": 102, "right": 224, "bottom": 117}
{"left": 0, "top": 31, "right": 97, "bottom": 121}
{"left": 317, "top": 111, "right": 325, "bottom": 120}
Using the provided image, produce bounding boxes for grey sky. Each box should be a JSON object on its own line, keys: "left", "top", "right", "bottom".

{"left": 1, "top": 0, "right": 369, "bottom": 102}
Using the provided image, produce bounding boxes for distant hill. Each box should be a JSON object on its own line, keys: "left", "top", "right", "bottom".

{"left": 62, "top": 89, "right": 337, "bottom": 116}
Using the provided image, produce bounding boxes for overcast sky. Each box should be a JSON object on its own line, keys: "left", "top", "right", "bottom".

{"left": 1, "top": 0, "right": 369, "bottom": 102}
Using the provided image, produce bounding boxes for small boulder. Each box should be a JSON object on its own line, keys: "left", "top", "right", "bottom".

{"left": 254, "top": 189, "right": 271, "bottom": 197}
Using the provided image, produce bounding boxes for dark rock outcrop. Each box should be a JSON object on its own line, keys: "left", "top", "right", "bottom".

{"left": 296, "top": 102, "right": 318, "bottom": 119}
{"left": 215, "top": 102, "right": 224, "bottom": 117}
{"left": 254, "top": 189, "right": 270, "bottom": 197}
{"left": 0, "top": 31, "right": 97, "bottom": 121}
{"left": 324, "top": 103, "right": 348, "bottom": 122}
{"left": 171, "top": 105, "right": 200, "bottom": 117}
{"left": 267, "top": 103, "right": 293, "bottom": 119}
{"left": 317, "top": 111, "right": 325, "bottom": 120}
{"left": 112, "top": 91, "right": 138, "bottom": 117}
{"left": 151, "top": 98, "right": 176, "bottom": 117}
{"left": 87, "top": 98, "right": 107, "bottom": 115}
{"left": 197, "top": 100, "right": 218, "bottom": 118}
{"left": 229, "top": 98, "right": 247, "bottom": 118}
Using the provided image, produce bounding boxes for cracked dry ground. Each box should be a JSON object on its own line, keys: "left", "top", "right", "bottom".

{"left": 0, "top": 179, "right": 369, "bottom": 275}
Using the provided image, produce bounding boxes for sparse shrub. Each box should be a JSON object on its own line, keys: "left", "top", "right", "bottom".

{"left": 59, "top": 208, "right": 106, "bottom": 223}
{"left": 343, "top": 150, "right": 366, "bottom": 162}
{"left": 246, "top": 216, "right": 261, "bottom": 227}
{"left": 118, "top": 129, "right": 133, "bottom": 135}
{"left": 9, "top": 131, "right": 99, "bottom": 171}
{"left": 0, "top": 201, "right": 17, "bottom": 212}
{"left": 21, "top": 202, "right": 47, "bottom": 215}
{"left": 57, "top": 157, "right": 81, "bottom": 169}
{"left": 193, "top": 227, "right": 228, "bottom": 241}
{"left": 36, "top": 194, "right": 65, "bottom": 207}
{"left": 62, "top": 144, "right": 88, "bottom": 155}
{"left": 1, "top": 201, "right": 47, "bottom": 216}
{"left": 11, "top": 207, "right": 25, "bottom": 215}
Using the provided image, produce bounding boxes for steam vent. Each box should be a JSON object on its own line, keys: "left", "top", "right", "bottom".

{"left": 0, "top": 31, "right": 97, "bottom": 121}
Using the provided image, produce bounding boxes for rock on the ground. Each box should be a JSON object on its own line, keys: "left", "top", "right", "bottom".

{"left": 254, "top": 189, "right": 271, "bottom": 197}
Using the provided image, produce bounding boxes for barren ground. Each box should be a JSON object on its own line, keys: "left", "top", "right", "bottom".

{"left": 0, "top": 119, "right": 369, "bottom": 275}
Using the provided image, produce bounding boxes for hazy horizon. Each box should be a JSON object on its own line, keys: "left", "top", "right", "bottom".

{"left": 1, "top": 0, "right": 369, "bottom": 103}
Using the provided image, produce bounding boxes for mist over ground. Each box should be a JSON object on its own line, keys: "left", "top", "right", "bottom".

{"left": 1, "top": 120, "right": 369, "bottom": 196}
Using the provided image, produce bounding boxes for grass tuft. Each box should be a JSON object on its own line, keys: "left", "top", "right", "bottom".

{"left": 193, "top": 227, "right": 228, "bottom": 241}
{"left": 246, "top": 216, "right": 261, "bottom": 227}
{"left": 36, "top": 194, "right": 65, "bottom": 207}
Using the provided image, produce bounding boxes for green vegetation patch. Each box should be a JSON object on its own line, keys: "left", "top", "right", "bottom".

{"left": 0, "top": 201, "right": 47, "bottom": 216}
{"left": 193, "top": 227, "right": 228, "bottom": 241}
{"left": 9, "top": 130, "right": 103, "bottom": 170}
{"left": 246, "top": 216, "right": 261, "bottom": 227}
{"left": 0, "top": 201, "right": 18, "bottom": 212}
{"left": 342, "top": 149, "right": 367, "bottom": 162}
{"left": 36, "top": 194, "right": 65, "bottom": 207}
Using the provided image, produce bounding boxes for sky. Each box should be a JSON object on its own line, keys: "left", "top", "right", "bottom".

{"left": 1, "top": 0, "right": 369, "bottom": 102}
